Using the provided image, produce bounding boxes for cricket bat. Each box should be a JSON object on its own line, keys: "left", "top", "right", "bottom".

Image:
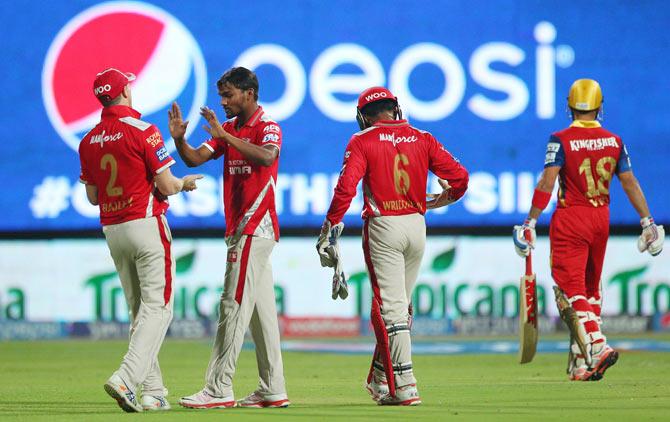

{"left": 519, "top": 230, "right": 538, "bottom": 364}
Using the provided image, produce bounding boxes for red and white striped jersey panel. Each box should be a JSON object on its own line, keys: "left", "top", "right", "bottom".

{"left": 202, "top": 106, "right": 281, "bottom": 240}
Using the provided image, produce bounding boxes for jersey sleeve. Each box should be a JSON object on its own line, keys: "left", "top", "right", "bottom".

{"left": 326, "top": 136, "right": 367, "bottom": 225}
{"left": 142, "top": 126, "right": 175, "bottom": 174}
{"left": 259, "top": 122, "right": 282, "bottom": 153}
{"left": 78, "top": 146, "right": 92, "bottom": 185}
{"left": 426, "top": 134, "right": 469, "bottom": 201}
{"left": 615, "top": 141, "right": 632, "bottom": 174}
{"left": 202, "top": 134, "right": 227, "bottom": 159}
{"left": 544, "top": 135, "right": 564, "bottom": 168}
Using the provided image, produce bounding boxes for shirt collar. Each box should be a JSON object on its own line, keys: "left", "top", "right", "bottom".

{"left": 240, "top": 106, "right": 264, "bottom": 128}
{"left": 570, "top": 120, "right": 601, "bottom": 128}
{"left": 101, "top": 105, "right": 141, "bottom": 120}
{"left": 373, "top": 119, "right": 409, "bottom": 127}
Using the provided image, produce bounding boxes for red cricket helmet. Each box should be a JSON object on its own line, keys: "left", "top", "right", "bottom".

{"left": 356, "top": 86, "right": 401, "bottom": 130}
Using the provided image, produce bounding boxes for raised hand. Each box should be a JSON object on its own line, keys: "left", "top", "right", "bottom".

{"left": 168, "top": 102, "right": 189, "bottom": 140}
{"left": 200, "top": 106, "right": 227, "bottom": 139}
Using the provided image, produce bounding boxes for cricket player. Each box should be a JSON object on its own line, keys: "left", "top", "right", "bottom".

{"left": 79, "top": 68, "right": 202, "bottom": 412}
{"left": 513, "top": 79, "right": 664, "bottom": 381}
{"left": 318, "top": 87, "right": 469, "bottom": 405}
{"left": 168, "top": 67, "right": 289, "bottom": 409}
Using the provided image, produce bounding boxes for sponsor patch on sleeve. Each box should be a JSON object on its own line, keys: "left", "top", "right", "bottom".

{"left": 263, "top": 124, "right": 280, "bottom": 134}
{"left": 262, "top": 133, "right": 280, "bottom": 143}
{"left": 145, "top": 131, "right": 163, "bottom": 147}
{"left": 544, "top": 152, "right": 557, "bottom": 164}
{"left": 544, "top": 141, "right": 561, "bottom": 164}
{"left": 546, "top": 142, "right": 560, "bottom": 153}
{"left": 156, "top": 146, "right": 170, "bottom": 162}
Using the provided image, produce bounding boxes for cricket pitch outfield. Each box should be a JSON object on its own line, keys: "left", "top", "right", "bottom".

{"left": 0, "top": 337, "right": 668, "bottom": 421}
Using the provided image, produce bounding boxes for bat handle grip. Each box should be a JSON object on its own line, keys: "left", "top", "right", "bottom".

{"left": 524, "top": 229, "right": 533, "bottom": 275}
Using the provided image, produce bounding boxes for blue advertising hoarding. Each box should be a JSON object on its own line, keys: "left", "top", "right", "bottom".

{"left": 1, "top": 0, "right": 669, "bottom": 231}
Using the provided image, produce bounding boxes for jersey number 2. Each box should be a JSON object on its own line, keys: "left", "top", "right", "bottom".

{"left": 100, "top": 154, "right": 123, "bottom": 197}
{"left": 578, "top": 156, "right": 616, "bottom": 204}
{"left": 393, "top": 153, "right": 410, "bottom": 195}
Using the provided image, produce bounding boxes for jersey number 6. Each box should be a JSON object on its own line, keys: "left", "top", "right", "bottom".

{"left": 393, "top": 153, "right": 410, "bottom": 195}
{"left": 100, "top": 153, "right": 123, "bottom": 197}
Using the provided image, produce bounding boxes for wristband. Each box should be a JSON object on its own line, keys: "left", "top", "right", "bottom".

{"left": 524, "top": 217, "right": 537, "bottom": 228}
{"left": 640, "top": 216, "right": 654, "bottom": 228}
{"left": 531, "top": 189, "right": 551, "bottom": 210}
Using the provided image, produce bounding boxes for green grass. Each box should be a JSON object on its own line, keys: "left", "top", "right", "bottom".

{"left": 0, "top": 339, "right": 668, "bottom": 421}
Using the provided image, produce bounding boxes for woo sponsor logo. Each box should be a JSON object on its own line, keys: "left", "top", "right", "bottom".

{"left": 93, "top": 84, "right": 111, "bottom": 95}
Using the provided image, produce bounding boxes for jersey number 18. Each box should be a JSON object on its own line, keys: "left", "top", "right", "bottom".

{"left": 578, "top": 156, "right": 616, "bottom": 206}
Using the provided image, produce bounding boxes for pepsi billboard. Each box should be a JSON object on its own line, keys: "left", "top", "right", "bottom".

{"left": 1, "top": 0, "right": 669, "bottom": 232}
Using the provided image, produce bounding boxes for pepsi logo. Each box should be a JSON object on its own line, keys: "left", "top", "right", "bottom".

{"left": 42, "top": 1, "right": 207, "bottom": 152}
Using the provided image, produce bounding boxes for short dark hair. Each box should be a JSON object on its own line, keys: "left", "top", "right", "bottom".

{"left": 99, "top": 94, "right": 122, "bottom": 108}
{"left": 361, "top": 99, "right": 397, "bottom": 118}
{"left": 217, "top": 67, "right": 259, "bottom": 100}
{"left": 570, "top": 107, "right": 599, "bottom": 118}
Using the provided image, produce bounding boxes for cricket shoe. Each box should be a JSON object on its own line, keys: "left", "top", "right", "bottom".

{"left": 179, "top": 389, "right": 235, "bottom": 409}
{"left": 104, "top": 374, "right": 143, "bottom": 413}
{"left": 568, "top": 350, "right": 589, "bottom": 381}
{"left": 569, "top": 365, "right": 589, "bottom": 381}
{"left": 378, "top": 384, "right": 421, "bottom": 406}
{"left": 237, "top": 391, "right": 290, "bottom": 408}
{"left": 365, "top": 376, "right": 389, "bottom": 402}
{"left": 142, "top": 394, "right": 171, "bottom": 411}
{"left": 583, "top": 345, "right": 619, "bottom": 381}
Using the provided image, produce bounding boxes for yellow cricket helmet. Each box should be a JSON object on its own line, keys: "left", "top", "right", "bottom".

{"left": 567, "top": 79, "right": 603, "bottom": 111}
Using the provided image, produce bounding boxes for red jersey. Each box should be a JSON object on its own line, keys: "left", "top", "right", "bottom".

{"left": 544, "top": 120, "right": 631, "bottom": 208}
{"left": 326, "top": 119, "right": 469, "bottom": 224}
{"left": 79, "top": 105, "right": 175, "bottom": 226}
{"left": 203, "top": 106, "right": 282, "bottom": 241}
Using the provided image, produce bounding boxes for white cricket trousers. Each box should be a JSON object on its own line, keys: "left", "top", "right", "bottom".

{"left": 364, "top": 213, "right": 426, "bottom": 387}
{"left": 102, "top": 214, "right": 174, "bottom": 396}
{"left": 205, "top": 235, "right": 286, "bottom": 398}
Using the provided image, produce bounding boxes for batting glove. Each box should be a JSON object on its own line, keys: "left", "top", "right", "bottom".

{"left": 637, "top": 216, "right": 664, "bottom": 256}
{"left": 513, "top": 218, "right": 537, "bottom": 258}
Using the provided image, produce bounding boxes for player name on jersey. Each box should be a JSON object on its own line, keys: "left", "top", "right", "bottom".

{"left": 382, "top": 199, "right": 423, "bottom": 212}
{"left": 100, "top": 197, "right": 134, "bottom": 214}
{"left": 569, "top": 137, "right": 618, "bottom": 151}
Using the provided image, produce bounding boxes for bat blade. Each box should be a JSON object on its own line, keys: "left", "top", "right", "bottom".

{"left": 519, "top": 273, "right": 538, "bottom": 364}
